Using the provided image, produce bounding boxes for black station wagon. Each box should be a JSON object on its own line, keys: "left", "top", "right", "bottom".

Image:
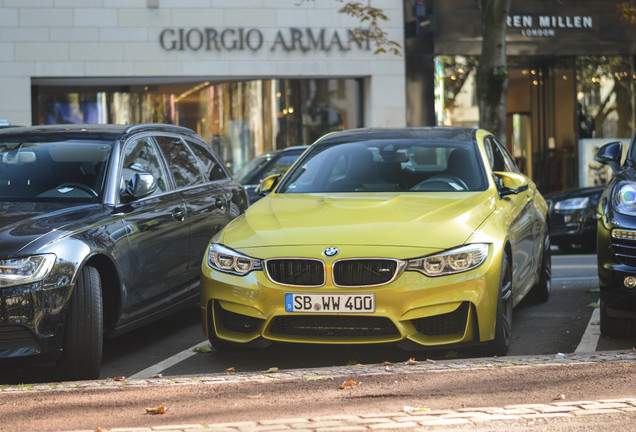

{"left": 0, "top": 124, "right": 247, "bottom": 380}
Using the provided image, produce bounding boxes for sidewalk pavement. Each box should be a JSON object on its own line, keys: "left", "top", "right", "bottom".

{"left": 2, "top": 349, "right": 635, "bottom": 432}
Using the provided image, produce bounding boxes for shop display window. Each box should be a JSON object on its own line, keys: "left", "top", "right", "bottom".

{"left": 33, "top": 78, "right": 362, "bottom": 173}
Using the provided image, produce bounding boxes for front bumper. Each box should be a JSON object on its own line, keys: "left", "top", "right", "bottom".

{"left": 201, "top": 248, "right": 502, "bottom": 348}
{"left": 597, "top": 221, "right": 636, "bottom": 318}
{"left": 0, "top": 282, "right": 70, "bottom": 359}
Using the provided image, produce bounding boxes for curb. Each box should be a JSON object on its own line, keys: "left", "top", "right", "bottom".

{"left": 3, "top": 350, "right": 636, "bottom": 432}
{"left": 2, "top": 349, "right": 635, "bottom": 393}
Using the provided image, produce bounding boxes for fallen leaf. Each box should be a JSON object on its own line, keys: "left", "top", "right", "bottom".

{"left": 379, "top": 361, "right": 392, "bottom": 366}
{"left": 425, "top": 359, "right": 436, "bottom": 363}
{"left": 145, "top": 405, "right": 168, "bottom": 415}
{"left": 588, "top": 302, "right": 600, "bottom": 308}
{"left": 225, "top": 367, "right": 235, "bottom": 373}
{"left": 246, "top": 393, "right": 263, "bottom": 399}
{"left": 404, "top": 405, "right": 430, "bottom": 413}
{"left": 338, "top": 379, "right": 358, "bottom": 389}
{"left": 266, "top": 367, "right": 280, "bottom": 373}
{"left": 553, "top": 393, "right": 566, "bottom": 401}
{"left": 194, "top": 345, "right": 212, "bottom": 354}
{"left": 112, "top": 376, "right": 125, "bottom": 381}
{"left": 346, "top": 360, "right": 359, "bottom": 366}
{"left": 151, "top": 373, "right": 163, "bottom": 379}
{"left": 406, "top": 357, "right": 419, "bottom": 365}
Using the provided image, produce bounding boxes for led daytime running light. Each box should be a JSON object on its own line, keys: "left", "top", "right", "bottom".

{"left": 612, "top": 229, "right": 636, "bottom": 240}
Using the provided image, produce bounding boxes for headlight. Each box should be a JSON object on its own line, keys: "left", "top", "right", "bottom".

{"left": 406, "top": 244, "right": 489, "bottom": 277}
{"left": 207, "top": 243, "right": 262, "bottom": 276}
{"left": 613, "top": 181, "right": 636, "bottom": 216}
{"left": 554, "top": 197, "right": 589, "bottom": 211}
{"left": 0, "top": 254, "right": 56, "bottom": 288}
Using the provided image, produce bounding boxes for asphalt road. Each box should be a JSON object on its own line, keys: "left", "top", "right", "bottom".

{"left": 101, "top": 251, "right": 636, "bottom": 379}
{"left": 3, "top": 251, "right": 636, "bottom": 384}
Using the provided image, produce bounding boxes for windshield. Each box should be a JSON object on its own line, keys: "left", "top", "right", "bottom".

{"left": 277, "top": 139, "right": 486, "bottom": 193}
{"left": 0, "top": 139, "right": 113, "bottom": 202}
{"left": 234, "top": 154, "right": 271, "bottom": 184}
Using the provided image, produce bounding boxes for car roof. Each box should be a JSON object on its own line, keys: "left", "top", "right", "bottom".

{"left": 0, "top": 123, "right": 198, "bottom": 141}
{"left": 316, "top": 127, "right": 479, "bottom": 144}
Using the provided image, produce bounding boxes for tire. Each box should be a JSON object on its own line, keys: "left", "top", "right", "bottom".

{"left": 57, "top": 266, "right": 103, "bottom": 381}
{"left": 600, "top": 297, "right": 635, "bottom": 337}
{"left": 484, "top": 253, "right": 513, "bottom": 357}
{"left": 530, "top": 230, "right": 551, "bottom": 303}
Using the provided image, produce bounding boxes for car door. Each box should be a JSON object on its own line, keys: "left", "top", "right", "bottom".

{"left": 115, "top": 135, "right": 190, "bottom": 322}
{"left": 486, "top": 137, "right": 537, "bottom": 293}
{"left": 155, "top": 136, "right": 232, "bottom": 276}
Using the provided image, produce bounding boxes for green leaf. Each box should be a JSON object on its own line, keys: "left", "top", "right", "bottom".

{"left": 588, "top": 302, "right": 600, "bottom": 308}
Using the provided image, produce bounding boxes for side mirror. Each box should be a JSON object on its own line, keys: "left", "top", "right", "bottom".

{"left": 493, "top": 171, "right": 530, "bottom": 199}
{"left": 594, "top": 141, "right": 623, "bottom": 173}
{"left": 255, "top": 174, "right": 281, "bottom": 196}
{"left": 121, "top": 172, "right": 157, "bottom": 202}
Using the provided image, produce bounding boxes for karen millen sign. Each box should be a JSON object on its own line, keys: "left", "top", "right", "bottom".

{"left": 159, "top": 28, "right": 371, "bottom": 52}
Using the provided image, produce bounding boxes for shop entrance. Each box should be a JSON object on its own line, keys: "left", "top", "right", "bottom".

{"left": 507, "top": 58, "right": 577, "bottom": 194}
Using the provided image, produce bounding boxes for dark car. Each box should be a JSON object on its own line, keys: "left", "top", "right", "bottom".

{"left": 234, "top": 146, "right": 308, "bottom": 204}
{"left": 594, "top": 132, "right": 636, "bottom": 337}
{"left": 0, "top": 124, "right": 247, "bottom": 380}
{"left": 546, "top": 186, "right": 604, "bottom": 253}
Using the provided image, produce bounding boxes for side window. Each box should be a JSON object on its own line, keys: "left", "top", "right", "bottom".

{"left": 485, "top": 137, "right": 509, "bottom": 172}
{"left": 121, "top": 137, "right": 169, "bottom": 195}
{"left": 495, "top": 140, "right": 520, "bottom": 173}
{"left": 262, "top": 154, "right": 300, "bottom": 178}
{"left": 186, "top": 139, "right": 228, "bottom": 182}
{"left": 155, "top": 136, "right": 204, "bottom": 187}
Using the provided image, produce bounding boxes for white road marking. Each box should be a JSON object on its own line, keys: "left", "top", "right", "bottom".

{"left": 128, "top": 340, "right": 210, "bottom": 379}
{"left": 575, "top": 301, "right": 601, "bottom": 353}
{"left": 552, "top": 276, "right": 598, "bottom": 281}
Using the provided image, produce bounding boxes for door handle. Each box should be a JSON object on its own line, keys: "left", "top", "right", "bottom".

{"left": 172, "top": 207, "right": 186, "bottom": 221}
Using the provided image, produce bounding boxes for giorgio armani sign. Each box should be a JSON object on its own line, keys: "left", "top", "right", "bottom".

{"left": 159, "top": 28, "right": 371, "bottom": 53}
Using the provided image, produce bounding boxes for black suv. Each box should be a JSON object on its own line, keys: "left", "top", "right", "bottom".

{"left": 0, "top": 124, "right": 247, "bottom": 379}
{"left": 594, "top": 132, "right": 636, "bottom": 336}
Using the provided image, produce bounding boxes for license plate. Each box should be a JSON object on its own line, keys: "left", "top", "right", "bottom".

{"left": 285, "top": 293, "right": 375, "bottom": 313}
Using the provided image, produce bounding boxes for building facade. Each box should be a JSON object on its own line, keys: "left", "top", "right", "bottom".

{"left": 405, "top": 0, "right": 636, "bottom": 193}
{"left": 0, "top": 0, "right": 405, "bottom": 172}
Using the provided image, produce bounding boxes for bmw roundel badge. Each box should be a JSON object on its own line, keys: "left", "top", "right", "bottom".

{"left": 323, "top": 247, "right": 339, "bottom": 257}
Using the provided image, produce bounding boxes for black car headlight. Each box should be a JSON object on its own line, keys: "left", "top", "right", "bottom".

{"left": 406, "top": 244, "right": 489, "bottom": 277}
{"left": 207, "top": 243, "right": 262, "bottom": 276}
{"left": 613, "top": 181, "right": 636, "bottom": 216}
{"left": 0, "top": 254, "right": 56, "bottom": 288}
{"left": 554, "top": 197, "right": 589, "bottom": 211}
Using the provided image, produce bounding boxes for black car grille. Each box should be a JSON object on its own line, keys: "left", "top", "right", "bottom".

{"left": 411, "top": 302, "right": 469, "bottom": 337}
{"left": 611, "top": 236, "right": 636, "bottom": 267}
{"left": 266, "top": 259, "right": 324, "bottom": 286}
{"left": 268, "top": 315, "right": 400, "bottom": 338}
{"left": 0, "top": 325, "right": 37, "bottom": 351}
{"left": 333, "top": 259, "right": 399, "bottom": 286}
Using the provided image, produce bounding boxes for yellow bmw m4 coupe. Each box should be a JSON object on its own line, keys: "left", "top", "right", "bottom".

{"left": 201, "top": 127, "right": 551, "bottom": 356}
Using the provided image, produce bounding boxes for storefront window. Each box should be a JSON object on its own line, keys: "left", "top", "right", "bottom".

{"left": 576, "top": 56, "right": 635, "bottom": 187}
{"left": 434, "top": 56, "right": 479, "bottom": 128}
{"left": 33, "top": 78, "right": 362, "bottom": 173}
{"left": 576, "top": 56, "right": 635, "bottom": 140}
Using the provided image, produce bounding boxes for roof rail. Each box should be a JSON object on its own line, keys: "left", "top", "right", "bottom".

{"left": 123, "top": 123, "right": 194, "bottom": 134}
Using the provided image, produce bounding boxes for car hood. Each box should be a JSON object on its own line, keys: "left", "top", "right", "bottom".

{"left": 221, "top": 191, "right": 496, "bottom": 250}
{"left": 0, "top": 202, "right": 107, "bottom": 256}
